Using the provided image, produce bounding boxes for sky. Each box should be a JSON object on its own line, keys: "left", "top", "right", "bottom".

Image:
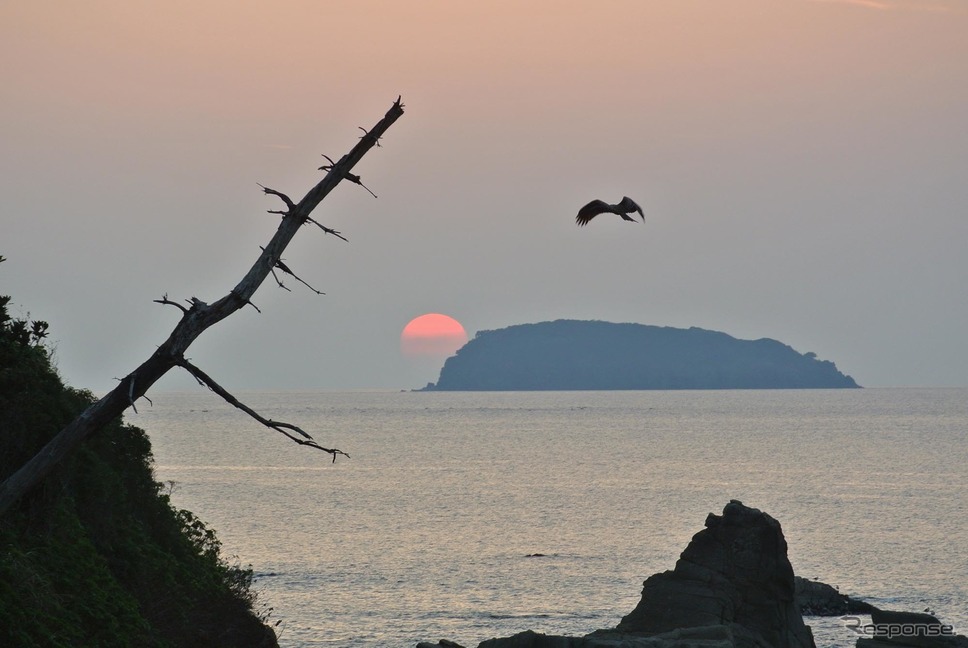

{"left": 2, "top": 0, "right": 966, "bottom": 392}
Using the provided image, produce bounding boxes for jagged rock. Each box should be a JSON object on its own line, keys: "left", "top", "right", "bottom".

{"left": 476, "top": 630, "right": 576, "bottom": 647}
{"left": 615, "top": 500, "right": 814, "bottom": 648}
{"left": 415, "top": 503, "right": 966, "bottom": 648}
{"left": 794, "top": 576, "right": 876, "bottom": 616}
{"left": 421, "top": 501, "right": 819, "bottom": 648}
{"left": 476, "top": 626, "right": 738, "bottom": 647}
{"left": 854, "top": 609, "right": 968, "bottom": 648}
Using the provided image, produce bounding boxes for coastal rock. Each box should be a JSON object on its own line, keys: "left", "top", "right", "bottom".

{"left": 794, "top": 576, "right": 875, "bottom": 616}
{"left": 476, "top": 626, "right": 737, "bottom": 647}
{"left": 423, "top": 501, "right": 818, "bottom": 648}
{"left": 615, "top": 500, "right": 814, "bottom": 648}
{"left": 415, "top": 503, "right": 966, "bottom": 648}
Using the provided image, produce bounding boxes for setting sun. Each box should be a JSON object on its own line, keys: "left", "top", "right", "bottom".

{"left": 400, "top": 313, "right": 468, "bottom": 357}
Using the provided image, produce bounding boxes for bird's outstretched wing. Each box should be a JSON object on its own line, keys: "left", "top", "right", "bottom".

{"left": 576, "top": 199, "right": 610, "bottom": 227}
{"left": 618, "top": 196, "right": 645, "bottom": 221}
{"left": 576, "top": 196, "right": 645, "bottom": 226}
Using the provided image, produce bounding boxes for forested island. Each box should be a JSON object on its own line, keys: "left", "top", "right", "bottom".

{"left": 423, "top": 320, "right": 858, "bottom": 391}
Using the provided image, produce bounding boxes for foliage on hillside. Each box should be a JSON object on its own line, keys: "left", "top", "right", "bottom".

{"left": 0, "top": 258, "right": 277, "bottom": 647}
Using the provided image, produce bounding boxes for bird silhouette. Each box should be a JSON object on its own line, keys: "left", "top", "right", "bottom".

{"left": 575, "top": 196, "right": 644, "bottom": 227}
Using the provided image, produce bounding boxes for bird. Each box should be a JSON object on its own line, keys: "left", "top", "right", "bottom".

{"left": 575, "top": 196, "right": 644, "bottom": 227}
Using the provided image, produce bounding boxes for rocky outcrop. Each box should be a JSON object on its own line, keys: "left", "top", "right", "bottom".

{"left": 795, "top": 576, "right": 876, "bottom": 616}
{"left": 614, "top": 500, "right": 814, "bottom": 648}
{"left": 416, "top": 501, "right": 968, "bottom": 648}
{"left": 429, "top": 501, "right": 816, "bottom": 648}
{"left": 474, "top": 625, "right": 741, "bottom": 647}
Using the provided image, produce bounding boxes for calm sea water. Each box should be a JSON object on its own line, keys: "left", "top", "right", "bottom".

{"left": 134, "top": 389, "right": 968, "bottom": 648}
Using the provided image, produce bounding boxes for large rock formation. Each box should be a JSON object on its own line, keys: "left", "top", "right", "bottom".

{"left": 418, "top": 502, "right": 967, "bottom": 648}
{"left": 422, "top": 501, "right": 816, "bottom": 648}
{"left": 423, "top": 320, "right": 859, "bottom": 391}
{"left": 613, "top": 500, "right": 815, "bottom": 648}
{"left": 794, "top": 576, "right": 875, "bottom": 616}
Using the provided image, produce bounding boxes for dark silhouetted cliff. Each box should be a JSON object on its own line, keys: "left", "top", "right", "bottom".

{"left": 423, "top": 320, "right": 858, "bottom": 391}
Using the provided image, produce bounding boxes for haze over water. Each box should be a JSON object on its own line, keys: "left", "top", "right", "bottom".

{"left": 137, "top": 388, "right": 968, "bottom": 648}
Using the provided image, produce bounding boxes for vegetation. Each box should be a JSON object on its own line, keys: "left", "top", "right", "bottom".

{"left": 0, "top": 258, "right": 276, "bottom": 647}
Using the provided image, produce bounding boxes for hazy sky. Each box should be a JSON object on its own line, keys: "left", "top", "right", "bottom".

{"left": 2, "top": 0, "right": 966, "bottom": 392}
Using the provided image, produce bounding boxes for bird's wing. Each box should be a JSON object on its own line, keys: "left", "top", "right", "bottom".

{"left": 619, "top": 196, "right": 645, "bottom": 220}
{"left": 576, "top": 199, "right": 609, "bottom": 226}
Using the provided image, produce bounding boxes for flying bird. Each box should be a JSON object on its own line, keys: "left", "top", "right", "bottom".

{"left": 575, "top": 196, "right": 644, "bottom": 227}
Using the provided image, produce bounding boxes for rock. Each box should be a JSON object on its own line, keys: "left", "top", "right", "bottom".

{"left": 476, "top": 630, "right": 577, "bottom": 647}
{"left": 794, "top": 576, "right": 876, "bottom": 615}
{"left": 415, "top": 503, "right": 966, "bottom": 648}
{"left": 615, "top": 500, "right": 815, "bottom": 648}
{"left": 476, "top": 626, "right": 738, "bottom": 647}
{"left": 425, "top": 501, "right": 819, "bottom": 648}
{"left": 854, "top": 608, "right": 968, "bottom": 648}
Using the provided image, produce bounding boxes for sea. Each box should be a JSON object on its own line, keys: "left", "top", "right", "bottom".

{"left": 134, "top": 388, "right": 968, "bottom": 648}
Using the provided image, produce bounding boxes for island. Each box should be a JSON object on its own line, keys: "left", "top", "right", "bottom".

{"left": 421, "top": 320, "right": 858, "bottom": 391}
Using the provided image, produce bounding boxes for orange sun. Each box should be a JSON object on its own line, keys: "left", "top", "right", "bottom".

{"left": 401, "top": 313, "right": 468, "bottom": 357}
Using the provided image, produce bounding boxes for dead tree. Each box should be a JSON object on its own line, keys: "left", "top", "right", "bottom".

{"left": 0, "top": 97, "right": 405, "bottom": 517}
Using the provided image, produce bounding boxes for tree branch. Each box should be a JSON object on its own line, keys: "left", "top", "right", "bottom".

{"left": 320, "top": 155, "right": 378, "bottom": 198}
{"left": 305, "top": 217, "right": 349, "bottom": 242}
{"left": 258, "top": 184, "right": 296, "bottom": 212}
{"left": 153, "top": 293, "right": 189, "bottom": 315}
{"left": 268, "top": 268, "right": 293, "bottom": 292}
{"left": 0, "top": 96, "right": 404, "bottom": 516}
{"left": 260, "top": 247, "right": 325, "bottom": 295}
{"left": 176, "top": 357, "right": 347, "bottom": 461}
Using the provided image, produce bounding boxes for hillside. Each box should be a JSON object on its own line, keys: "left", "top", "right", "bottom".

{"left": 424, "top": 320, "right": 858, "bottom": 391}
{"left": 0, "top": 274, "right": 277, "bottom": 647}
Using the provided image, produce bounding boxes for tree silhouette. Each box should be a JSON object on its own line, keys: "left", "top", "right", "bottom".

{"left": 0, "top": 97, "right": 405, "bottom": 516}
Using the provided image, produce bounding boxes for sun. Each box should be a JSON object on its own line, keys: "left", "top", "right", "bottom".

{"left": 401, "top": 313, "right": 468, "bottom": 357}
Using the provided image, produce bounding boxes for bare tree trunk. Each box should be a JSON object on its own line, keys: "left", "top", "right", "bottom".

{"left": 0, "top": 97, "right": 405, "bottom": 517}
